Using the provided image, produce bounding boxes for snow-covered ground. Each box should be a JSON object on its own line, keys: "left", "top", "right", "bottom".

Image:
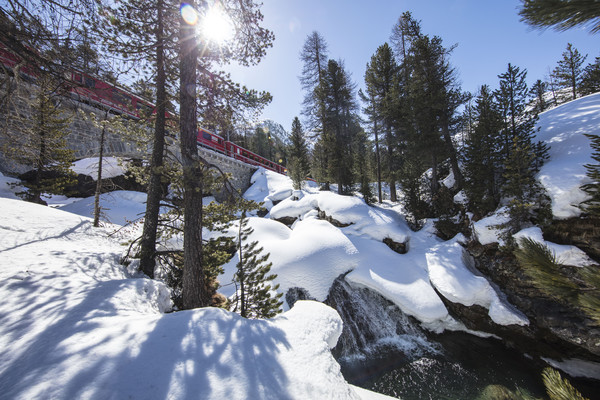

{"left": 1, "top": 93, "right": 599, "bottom": 397}
{"left": 0, "top": 192, "right": 392, "bottom": 399}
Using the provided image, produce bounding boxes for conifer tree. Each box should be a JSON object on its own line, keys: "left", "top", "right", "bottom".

{"left": 530, "top": 79, "right": 549, "bottom": 113}
{"left": 362, "top": 43, "right": 400, "bottom": 202}
{"left": 1, "top": 74, "right": 76, "bottom": 204}
{"left": 288, "top": 117, "right": 310, "bottom": 190}
{"left": 463, "top": 85, "right": 504, "bottom": 216}
{"left": 317, "top": 59, "right": 358, "bottom": 194}
{"left": 232, "top": 207, "right": 283, "bottom": 319}
{"left": 299, "top": 31, "right": 329, "bottom": 134}
{"left": 580, "top": 133, "right": 600, "bottom": 216}
{"left": 580, "top": 56, "right": 600, "bottom": 96}
{"left": 553, "top": 43, "right": 587, "bottom": 100}
{"left": 518, "top": 0, "right": 600, "bottom": 33}
{"left": 495, "top": 63, "right": 549, "bottom": 234}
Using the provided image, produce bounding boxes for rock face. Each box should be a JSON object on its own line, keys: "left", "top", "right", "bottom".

{"left": 323, "top": 274, "right": 435, "bottom": 360}
{"left": 464, "top": 241, "right": 600, "bottom": 361}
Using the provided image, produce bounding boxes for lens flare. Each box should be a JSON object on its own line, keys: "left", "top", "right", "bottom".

{"left": 201, "top": 4, "right": 234, "bottom": 44}
{"left": 180, "top": 3, "right": 198, "bottom": 25}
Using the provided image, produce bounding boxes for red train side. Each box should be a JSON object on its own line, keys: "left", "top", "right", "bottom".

{"left": 0, "top": 43, "right": 286, "bottom": 175}
{"left": 197, "top": 128, "right": 287, "bottom": 174}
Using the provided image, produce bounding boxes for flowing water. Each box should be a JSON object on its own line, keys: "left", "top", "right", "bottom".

{"left": 325, "top": 276, "right": 600, "bottom": 400}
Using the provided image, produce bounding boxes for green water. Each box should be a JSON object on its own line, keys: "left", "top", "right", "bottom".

{"left": 341, "top": 332, "right": 600, "bottom": 400}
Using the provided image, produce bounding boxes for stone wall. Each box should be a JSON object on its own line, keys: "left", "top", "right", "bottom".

{"left": 0, "top": 78, "right": 257, "bottom": 195}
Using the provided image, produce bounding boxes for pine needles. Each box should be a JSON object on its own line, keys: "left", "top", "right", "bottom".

{"left": 514, "top": 237, "right": 578, "bottom": 301}
{"left": 514, "top": 237, "right": 600, "bottom": 325}
{"left": 542, "top": 368, "right": 589, "bottom": 400}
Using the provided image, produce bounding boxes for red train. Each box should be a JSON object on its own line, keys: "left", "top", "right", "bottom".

{"left": 197, "top": 128, "right": 286, "bottom": 174}
{"left": 0, "top": 42, "right": 287, "bottom": 174}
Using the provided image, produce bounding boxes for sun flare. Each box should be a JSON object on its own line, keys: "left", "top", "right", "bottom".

{"left": 201, "top": 5, "right": 234, "bottom": 44}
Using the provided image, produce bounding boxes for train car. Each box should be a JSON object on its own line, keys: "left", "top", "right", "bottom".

{"left": 69, "top": 71, "right": 154, "bottom": 119}
{"left": 197, "top": 128, "right": 227, "bottom": 154}
{"left": 0, "top": 43, "right": 38, "bottom": 81}
{"left": 225, "top": 140, "right": 286, "bottom": 174}
{"left": 1, "top": 41, "right": 288, "bottom": 175}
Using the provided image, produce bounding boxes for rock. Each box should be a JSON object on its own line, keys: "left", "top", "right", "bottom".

{"left": 275, "top": 216, "right": 297, "bottom": 227}
{"left": 383, "top": 237, "right": 407, "bottom": 254}
{"left": 285, "top": 287, "right": 315, "bottom": 309}
{"left": 463, "top": 241, "right": 600, "bottom": 362}
{"left": 317, "top": 210, "right": 352, "bottom": 228}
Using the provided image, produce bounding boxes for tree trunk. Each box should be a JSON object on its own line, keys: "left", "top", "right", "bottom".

{"left": 139, "top": 0, "right": 167, "bottom": 278}
{"left": 180, "top": 2, "right": 208, "bottom": 309}
{"left": 441, "top": 116, "right": 463, "bottom": 190}
{"left": 93, "top": 110, "right": 108, "bottom": 227}
{"left": 386, "top": 124, "right": 397, "bottom": 202}
{"left": 374, "top": 119, "right": 382, "bottom": 203}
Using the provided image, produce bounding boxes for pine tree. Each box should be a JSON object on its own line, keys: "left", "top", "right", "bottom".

{"left": 495, "top": 63, "right": 550, "bottom": 235}
{"left": 288, "top": 117, "right": 310, "bottom": 190}
{"left": 518, "top": 0, "right": 600, "bottom": 33}
{"left": 232, "top": 208, "right": 283, "bottom": 319}
{"left": 353, "top": 128, "right": 374, "bottom": 204}
{"left": 580, "top": 133, "right": 600, "bottom": 216}
{"left": 553, "top": 43, "right": 587, "bottom": 100}
{"left": 580, "top": 56, "right": 600, "bottom": 96}
{"left": 463, "top": 85, "right": 504, "bottom": 216}
{"left": 1, "top": 74, "right": 76, "bottom": 204}
{"left": 317, "top": 59, "right": 359, "bottom": 194}
{"left": 362, "top": 43, "right": 400, "bottom": 203}
{"left": 299, "top": 31, "right": 329, "bottom": 134}
{"left": 530, "top": 79, "right": 549, "bottom": 113}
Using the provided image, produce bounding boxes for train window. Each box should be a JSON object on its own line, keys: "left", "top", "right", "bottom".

{"left": 136, "top": 102, "right": 153, "bottom": 115}
{"left": 112, "top": 89, "right": 130, "bottom": 105}
{"left": 203, "top": 132, "right": 211, "bottom": 141}
{"left": 84, "top": 76, "right": 95, "bottom": 88}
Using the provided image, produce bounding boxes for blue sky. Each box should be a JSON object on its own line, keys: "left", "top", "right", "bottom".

{"left": 227, "top": 0, "right": 598, "bottom": 132}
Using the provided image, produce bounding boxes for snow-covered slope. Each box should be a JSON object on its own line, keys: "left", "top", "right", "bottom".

{"left": 243, "top": 168, "right": 527, "bottom": 328}
{"left": 535, "top": 92, "right": 600, "bottom": 219}
{"left": 0, "top": 185, "right": 390, "bottom": 398}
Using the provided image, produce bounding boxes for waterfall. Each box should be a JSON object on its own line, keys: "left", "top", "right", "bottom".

{"left": 324, "top": 274, "right": 439, "bottom": 362}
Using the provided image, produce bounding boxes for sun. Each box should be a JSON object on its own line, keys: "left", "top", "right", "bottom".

{"left": 201, "top": 4, "right": 234, "bottom": 44}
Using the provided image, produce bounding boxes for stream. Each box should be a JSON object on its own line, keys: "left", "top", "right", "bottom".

{"left": 322, "top": 275, "right": 600, "bottom": 400}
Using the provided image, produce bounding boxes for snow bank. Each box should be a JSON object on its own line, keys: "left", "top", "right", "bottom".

{"left": 71, "top": 156, "right": 127, "bottom": 179}
{"left": 426, "top": 235, "right": 529, "bottom": 326}
{"left": 536, "top": 93, "right": 600, "bottom": 219}
{"left": 59, "top": 190, "right": 148, "bottom": 225}
{"left": 0, "top": 171, "right": 21, "bottom": 199}
{"left": 0, "top": 197, "right": 386, "bottom": 400}
{"left": 271, "top": 190, "right": 410, "bottom": 244}
{"left": 220, "top": 216, "right": 359, "bottom": 304}
{"left": 472, "top": 208, "right": 510, "bottom": 245}
{"left": 514, "top": 226, "right": 593, "bottom": 267}
{"left": 244, "top": 167, "right": 294, "bottom": 210}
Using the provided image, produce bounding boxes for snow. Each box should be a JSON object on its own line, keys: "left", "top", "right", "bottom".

{"left": 472, "top": 207, "right": 510, "bottom": 246}
{"left": 59, "top": 190, "right": 148, "bottom": 225}
{"left": 514, "top": 226, "right": 593, "bottom": 267}
{"left": 536, "top": 93, "right": 600, "bottom": 219}
{"left": 71, "top": 156, "right": 127, "bottom": 179}
{"left": 219, "top": 216, "right": 359, "bottom": 304}
{"left": 0, "top": 195, "right": 388, "bottom": 399}
{"left": 0, "top": 171, "right": 21, "bottom": 199}
{"left": 2, "top": 92, "right": 599, "bottom": 398}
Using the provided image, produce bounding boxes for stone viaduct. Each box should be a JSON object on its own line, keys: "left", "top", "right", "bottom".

{"left": 0, "top": 79, "right": 257, "bottom": 194}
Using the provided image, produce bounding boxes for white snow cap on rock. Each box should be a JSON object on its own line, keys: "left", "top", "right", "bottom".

{"left": 514, "top": 226, "right": 594, "bottom": 267}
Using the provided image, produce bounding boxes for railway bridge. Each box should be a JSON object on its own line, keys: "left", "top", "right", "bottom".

{"left": 0, "top": 81, "right": 257, "bottom": 194}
